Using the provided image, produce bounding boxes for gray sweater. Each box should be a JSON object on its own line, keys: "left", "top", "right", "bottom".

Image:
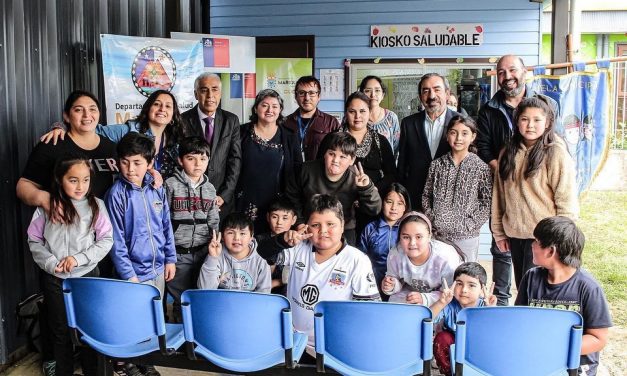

{"left": 197, "top": 238, "right": 271, "bottom": 293}
{"left": 165, "top": 169, "right": 220, "bottom": 249}
{"left": 27, "top": 198, "right": 113, "bottom": 278}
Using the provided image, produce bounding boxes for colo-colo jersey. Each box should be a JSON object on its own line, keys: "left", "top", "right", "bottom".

{"left": 276, "top": 240, "right": 380, "bottom": 348}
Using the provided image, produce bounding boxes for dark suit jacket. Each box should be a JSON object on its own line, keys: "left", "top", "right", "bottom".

{"left": 181, "top": 105, "right": 242, "bottom": 207}
{"left": 397, "top": 109, "right": 458, "bottom": 210}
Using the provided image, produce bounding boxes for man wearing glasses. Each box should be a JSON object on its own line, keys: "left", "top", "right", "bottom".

{"left": 284, "top": 76, "right": 341, "bottom": 161}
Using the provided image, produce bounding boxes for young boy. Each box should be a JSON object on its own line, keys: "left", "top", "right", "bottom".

{"left": 516, "top": 216, "right": 612, "bottom": 376}
{"left": 258, "top": 194, "right": 381, "bottom": 355}
{"left": 430, "top": 262, "right": 497, "bottom": 375}
{"left": 197, "top": 212, "right": 271, "bottom": 293}
{"left": 256, "top": 198, "right": 298, "bottom": 293}
{"left": 285, "top": 132, "right": 381, "bottom": 245}
{"left": 164, "top": 137, "right": 219, "bottom": 322}
{"left": 105, "top": 132, "right": 176, "bottom": 295}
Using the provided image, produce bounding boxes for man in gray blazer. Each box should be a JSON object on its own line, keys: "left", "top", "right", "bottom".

{"left": 182, "top": 72, "right": 241, "bottom": 215}
{"left": 397, "top": 73, "right": 459, "bottom": 210}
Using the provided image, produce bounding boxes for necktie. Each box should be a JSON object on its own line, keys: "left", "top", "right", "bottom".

{"left": 203, "top": 117, "right": 214, "bottom": 144}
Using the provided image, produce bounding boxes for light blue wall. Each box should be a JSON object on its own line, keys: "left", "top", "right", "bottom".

{"left": 212, "top": 0, "right": 541, "bottom": 261}
{"left": 211, "top": 0, "right": 542, "bottom": 112}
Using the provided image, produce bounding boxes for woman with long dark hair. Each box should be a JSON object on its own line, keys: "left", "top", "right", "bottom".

{"left": 359, "top": 75, "right": 401, "bottom": 157}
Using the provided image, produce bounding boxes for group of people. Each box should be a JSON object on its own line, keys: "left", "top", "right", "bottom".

{"left": 17, "top": 54, "right": 611, "bottom": 376}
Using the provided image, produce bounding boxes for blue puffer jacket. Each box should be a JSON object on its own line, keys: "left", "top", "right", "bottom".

{"left": 358, "top": 217, "right": 399, "bottom": 287}
{"left": 105, "top": 173, "right": 176, "bottom": 282}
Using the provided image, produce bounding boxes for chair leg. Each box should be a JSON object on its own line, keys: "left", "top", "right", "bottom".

{"left": 423, "top": 359, "right": 431, "bottom": 376}
{"left": 96, "top": 353, "right": 112, "bottom": 376}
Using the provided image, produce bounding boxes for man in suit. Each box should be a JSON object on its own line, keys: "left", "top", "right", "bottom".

{"left": 397, "top": 73, "right": 458, "bottom": 210}
{"left": 182, "top": 72, "right": 241, "bottom": 214}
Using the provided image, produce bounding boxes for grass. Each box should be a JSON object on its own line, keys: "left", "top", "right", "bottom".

{"left": 579, "top": 191, "right": 627, "bottom": 325}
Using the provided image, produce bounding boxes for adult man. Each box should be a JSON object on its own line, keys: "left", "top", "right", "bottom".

{"left": 284, "top": 76, "right": 340, "bottom": 161}
{"left": 397, "top": 73, "right": 458, "bottom": 209}
{"left": 182, "top": 72, "right": 241, "bottom": 214}
{"left": 476, "top": 54, "right": 530, "bottom": 306}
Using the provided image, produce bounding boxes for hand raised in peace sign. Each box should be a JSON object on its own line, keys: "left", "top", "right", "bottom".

{"left": 352, "top": 162, "right": 370, "bottom": 187}
{"left": 208, "top": 229, "right": 222, "bottom": 257}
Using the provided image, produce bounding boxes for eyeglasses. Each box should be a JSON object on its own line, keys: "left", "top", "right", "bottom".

{"left": 296, "top": 90, "right": 320, "bottom": 97}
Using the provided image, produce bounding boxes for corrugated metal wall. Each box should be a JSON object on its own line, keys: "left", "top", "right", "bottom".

{"left": 0, "top": 0, "right": 207, "bottom": 364}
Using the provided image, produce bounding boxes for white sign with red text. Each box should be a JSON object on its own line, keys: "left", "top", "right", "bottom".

{"left": 370, "top": 24, "right": 484, "bottom": 48}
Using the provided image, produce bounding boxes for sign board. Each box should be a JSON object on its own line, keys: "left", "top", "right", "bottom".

{"left": 370, "top": 24, "right": 484, "bottom": 48}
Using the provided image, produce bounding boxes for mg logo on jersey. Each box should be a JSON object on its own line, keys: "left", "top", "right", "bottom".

{"left": 300, "top": 284, "right": 319, "bottom": 305}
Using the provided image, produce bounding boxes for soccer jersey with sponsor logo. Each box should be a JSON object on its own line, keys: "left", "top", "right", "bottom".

{"left": 277, "top": 241, "right": 380, "bottom": 347}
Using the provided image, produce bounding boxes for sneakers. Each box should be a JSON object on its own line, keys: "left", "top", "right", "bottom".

{"left": 42, "top": 360, "right": 56, "bottom": 376}
{"left": 138, "top": 365, "right": 161, "bottom": 376}
{"left": 113, "top": 362, "right": 143, "bottom": 376}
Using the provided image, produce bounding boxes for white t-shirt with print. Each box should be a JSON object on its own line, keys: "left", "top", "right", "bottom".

{"left": 277, "top": 241, "right": 380, "bottom": 348}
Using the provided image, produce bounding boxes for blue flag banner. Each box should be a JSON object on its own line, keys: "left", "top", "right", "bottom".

{"left": 529, "top": 68, "right": 611, "bottom": 195}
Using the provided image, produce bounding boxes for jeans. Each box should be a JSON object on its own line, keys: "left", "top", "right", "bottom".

{"left": 41, "top": 268, "right": 99, "bottom": 376}
{"left": 509, "top": 238, "right": 535, "bottom": 289}
{"left": 490, "top": 238, "right": 512, "bottom": 306}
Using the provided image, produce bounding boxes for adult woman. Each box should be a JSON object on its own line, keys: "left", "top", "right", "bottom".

{"left": 236, "top": 89, "right": 302, "bottom": 233}
{"left": 359, "top": 75, "right": 401, "bottom": 158}
{"left": 342, "top": 91, "right": 396, "bottom": 193}
{"left": 42, "top": 89, "right": 186, "bottom": 179}
{"left": 18, "top": 90, "right": 118, "bottom": 206}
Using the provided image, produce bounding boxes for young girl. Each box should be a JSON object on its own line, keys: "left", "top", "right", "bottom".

{"left": 27, "top": 156, "right": 113, "bottom": 376}
{"left": 359, "top": 183, "right": 411, "bottom": 293}
{"left": 382, "top": 212, "right": 462, "bottom": 305}
{"left": 422, "top": 115, "right": 492, "bottom": 262}
{"left": 258, "top": 194, "right": 380, "bottom": 354}
{"left": 492, "top": 96, "right": 578, "bottom": 288}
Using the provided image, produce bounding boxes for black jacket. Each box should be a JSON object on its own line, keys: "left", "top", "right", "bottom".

{"left": 397, "top": 109, "right": 458, "bottom": 210}
{"left": 239, "top": 122, "right": 303, "bottom": 194}
{"left": 181, "top": 106, "right": 242, "bottom": 206}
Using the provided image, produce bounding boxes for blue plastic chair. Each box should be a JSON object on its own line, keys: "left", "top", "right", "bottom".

{"left": 62, "top": 277, "right": 184, "bottom": 358}
{"left": 314, "top": 301, "right": 433, "bottom": 376}
{"left": 180, "top": 289, "right": 307, "bottom": 372}
{"left": 454, "top": 307, "right": 583, "bottom": 376}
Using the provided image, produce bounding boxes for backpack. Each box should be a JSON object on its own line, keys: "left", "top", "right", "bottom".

{"left": 15, "top": 293, "right": 44, "bottom": 353}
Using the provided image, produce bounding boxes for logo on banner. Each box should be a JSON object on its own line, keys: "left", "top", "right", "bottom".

{"left": 203, "top": 37, "right": 230, "bottom": 68}
{"left": 266, "top": 73, "right": 277, "bottom": 89}
{"left": 131, "top": 46, "right": 176, "bottom": 97}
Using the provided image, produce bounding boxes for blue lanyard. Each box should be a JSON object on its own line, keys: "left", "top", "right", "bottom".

{"left": 297, "top": 114, "right": 311, "bottom": 143}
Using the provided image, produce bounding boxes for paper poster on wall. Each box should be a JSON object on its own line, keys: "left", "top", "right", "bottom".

{"left": 100, "top": 34, "right": 205, "bottom": 124}
{"left": 256, "top": 58, "right": 313, "bottom": 115}
{"left": 320, "top": 69, "right": 344, "bottom": 100}
{"left": 370, "top": 24, "right": 484, "bottom": 48}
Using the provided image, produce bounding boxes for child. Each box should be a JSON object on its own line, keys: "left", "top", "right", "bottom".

{"left": 105, "top": 132, "right": 176, "bottom": 296}
{"left": 492, "top": 96, "right": 579, "bottom": 288}
{"left": 285, "top": 132, "right": 382, "bottom": 245}
{"left": 258, "top": 194, "right": 380, "bottom": 354}
{"left": 516, "top": 216, "right": 611, "bottom": 376}
{"left": 382, "top": 212, "right": 462, "bottom": 305}
{"left": 28, "top": 155, "right": 113, "bottom": 376}
{"left": 422, "top": 115, "right": 492, "bottom": 262}
{"left": 165, "top": 136, "right": 219, "bottom": 322}
{"left": 359, "top": 182, "right": 411, "bottom": 294}
{"left": 197, "top": 212, "right": 271, "bottom": 292}
{"left": 255, "top": 197, "right": 298, "bottom": 293}
{"left": 430, "top": 262, "right": 497, "bottom": 375}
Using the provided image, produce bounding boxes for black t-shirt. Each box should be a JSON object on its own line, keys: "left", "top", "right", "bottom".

{"left": 22, "top": 135, "right": 118, "bottom": 198}
{"left": 516, "top": 267, "right": 612, "bottom": 376}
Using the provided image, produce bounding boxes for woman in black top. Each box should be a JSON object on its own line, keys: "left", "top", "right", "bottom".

{"left": 236, "top": 89, "right": 302, "bottom": 233}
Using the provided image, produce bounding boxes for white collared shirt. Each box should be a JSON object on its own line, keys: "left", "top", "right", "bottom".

{"left": 424, "top": 110, "right": 447, "bottom": 158}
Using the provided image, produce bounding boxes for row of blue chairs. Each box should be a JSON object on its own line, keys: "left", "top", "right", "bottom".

{"left": 62, "top": 277, "right": 583, "bottom": 376}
